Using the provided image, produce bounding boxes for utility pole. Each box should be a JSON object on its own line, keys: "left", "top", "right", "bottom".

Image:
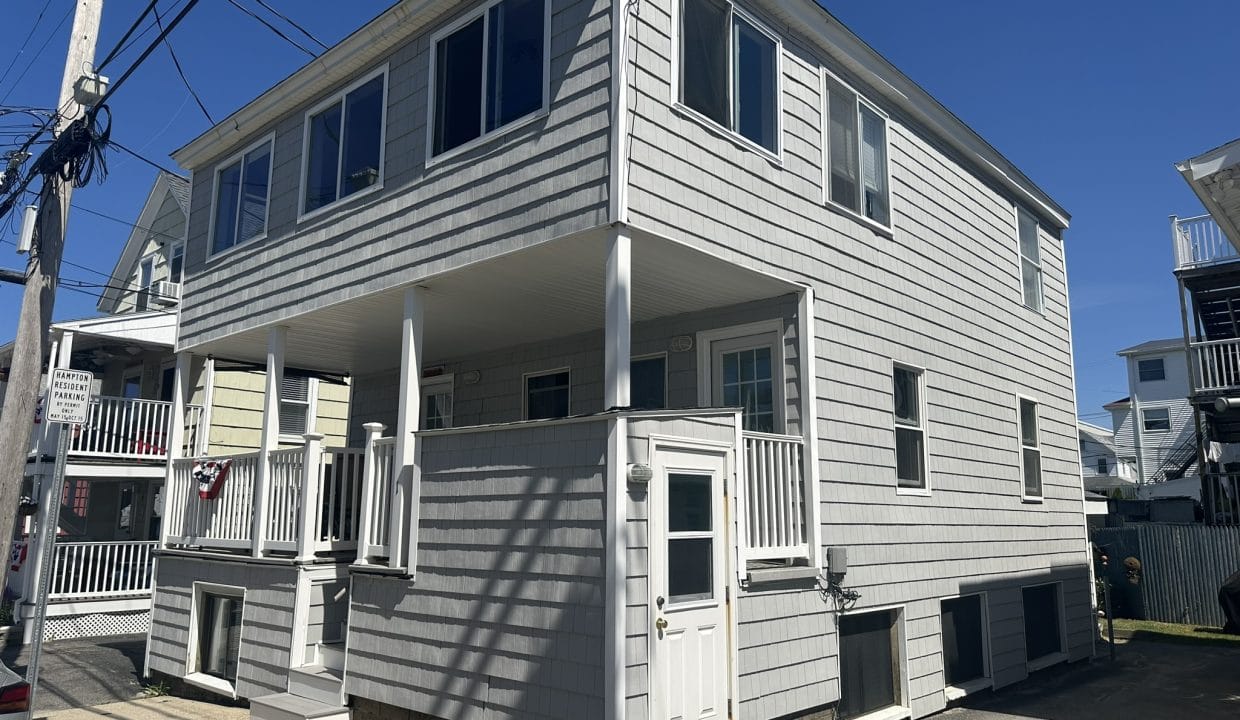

{"left": 0, "top": 0, "right": 102, "bottom": 606}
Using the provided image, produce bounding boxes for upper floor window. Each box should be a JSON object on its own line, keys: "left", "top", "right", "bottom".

{"left": 1137, "top": 358, "right": 1165, "bottom": 382}
{"left": 824, "top": 74, "right": 889, "bottom": 226}
{"left": 893, "top": 363, "right": 927, "bottom": 491}
{"left": 1142, "top": 407, "right": 1170, "bottom": 433}
{"left": 1017, "top": 207, "right": 1043, "bottom": 313}
{"left": 431, "top": 0, "right": 547, "bottom": 157}
{"left": 303, "top": 71, "right": 387, "bottom": 215}
{"left": 136, "top": 255, "right": 154, "bottom": 311}
{"left": 211, "top": 138, "right": 272, "bottom": 255}
{"left": 1018, "top": 396, "right": 1042, "bottom": 500}
{"left": 1096, "top": 457, "right": 1108, "bottom": 475}
{"left": 679, "top": 0, "right": 779, "bottom": 154}
{"left": 169, "top": 242, "right": 185, "bottom": 283}
{"left": 526, "top": 368, "right": 570, "bottom": 420}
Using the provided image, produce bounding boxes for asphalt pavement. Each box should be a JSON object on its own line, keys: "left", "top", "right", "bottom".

{"left": 1, "top": 634, "right": 146, "bottom": 714}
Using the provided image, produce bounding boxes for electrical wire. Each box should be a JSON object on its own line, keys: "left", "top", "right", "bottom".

{"left": 95, "top": 0, "right": 161, "bottom": 73}
{"left": 109, "top": 141, "right": 182, "bottom": 177}
{"left": 225, "top": 0, "right": 317, "bottom": 59}
{"left": 154, "top": 4, "right": 214, "bottom": 124}
{"left": 251, "top": 0, "right": 330, "bottom": 51}
{"left": 0, "top": 0, "right": 58, "bottom": 94}
{"left": 91, "top": 0, "right": 201, "bottom": 110}
{"left": 70, "top": 202, "right": 187, "bottom": 244}
{"left": 0, "top": 3, "right": 76, "bottom": 106}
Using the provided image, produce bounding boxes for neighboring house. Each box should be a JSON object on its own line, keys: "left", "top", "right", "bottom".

{"left": 1104, "top": 339, "right": 1198, "bottom": 485}
{"left": 1077, "top": 421, "right": 1135, "bottom": 498}
{"left": 1173, "top": 136, "right": 1240, "bottom": 524}
{"left": 0, "top": 172, "right": 349, "bottom": 644}
{"left": 147, "top": 2, "right": 1092, "bottom": 720}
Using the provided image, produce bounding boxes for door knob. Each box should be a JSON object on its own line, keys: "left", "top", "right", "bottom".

{"left": 655, "top": 617, "right": 668, "bottom": 630}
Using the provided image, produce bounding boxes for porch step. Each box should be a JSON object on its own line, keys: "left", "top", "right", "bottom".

{"left": 317, "top": 641, "right": 346, "bottom": 671}
{"left": 287, "top": 664, "right": 344, "bottom": 707}
{"left": 250, "top": 693, "right": 349, "bottom": 720}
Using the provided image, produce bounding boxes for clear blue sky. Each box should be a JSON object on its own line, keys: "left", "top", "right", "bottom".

{"left": 2, "top": 0, "right": 1238, "bottom": 430}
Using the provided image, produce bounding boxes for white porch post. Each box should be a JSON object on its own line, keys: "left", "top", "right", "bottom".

{"left": 355, "top": 422, "right": 386, "bottom": 565}
{"left": 797, "top": 287, "right": 823, "bottom": 568}
{"left": 295, "top": 433, "right": 325, "bottom": 561}
{"left": 198, "top": 356, "right": 216, "bottom": 456}
{"left": 603, "top": 224, "right": 631, "bottom": 720}
{"left": 253, "top": 326, "right": 287, "bottom": 557}
{"left": 159, "top": 352, "right": 192, "bottom": 550}
{"left": 393, "top": 287, "right": 424, "bottom": 571}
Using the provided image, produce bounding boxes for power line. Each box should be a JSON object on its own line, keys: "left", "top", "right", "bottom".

{"left": 225, "top": 0, "right": 317, "bottom": 59}
{"left": 109, "top": 140, "right": 182, "bottom": 177}
{"left": 251, "top": 0, "right": 330, "bottom": 51}
{"left": 0, "top": 0, "right": 57, "bottom": 93}
{"left": 152, "top": 6, "right": 213, "bottom": 125}
{"left": 95, "top": 0, "right": 160, "bottom": 73}
{"left": 70, "top": 201, "right": 186, "bottom": 244}
{"left": 0, "top": 3, "right": 76, "bottom": 106}
{"left": 92, "top": 0, "right": 201, "bottom": 110}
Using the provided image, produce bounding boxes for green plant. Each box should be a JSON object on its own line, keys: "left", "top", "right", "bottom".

{"left": 141, "top": 680, "right": 171, "bottom": 698}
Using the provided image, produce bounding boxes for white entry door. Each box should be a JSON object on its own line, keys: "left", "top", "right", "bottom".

{"left": 651, "top": 447, "right": 730, "bottom": 720}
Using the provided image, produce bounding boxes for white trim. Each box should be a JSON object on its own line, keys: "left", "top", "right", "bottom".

{"left": 696, "top": 319, "right": 788, "bottom": 431}
{"left": 205, "top": 133, "right": 276, "bottom": 262}
{"left": 424, "top": 0, "right": 553, "bottom": 166}
{"left": 1016, "top": 393, "right": 1044, "bottom": 503}
{"left": 184, "top": 581, "right": 246, "bottom": 699}
{"left": 939, "top": 590, "right": 993, "bottom": 700}
{"left": 199, "top": 356, "right": 216, "bottom": 457}
{"left": 1022, "top": 580, "right": 1068, "bottom": 670}
{"left": 522, "top": 367, "right": 572, "bottom": 420}
{"left": 1014, "top": 205, "right": 1045, "bottom": 315}
{"left": 797, "top": 287, "right": 823, "bottom": 568}
{"left": 604, "top": 415, "right": 628, "bottom": 720}
{"left": 821, "top": 67, "right": 894, "bottom": 231}
{"left": 297, "top": 65, "right": 390, "bottom": 222}
{"left": 277, "top": 375, "right": 317, "bottom": 444}
{"left": 609, "top": 0, "right": 632, "bottom": 224}
{"left": 891, "top": 360, "right": 930, "bottom": 495}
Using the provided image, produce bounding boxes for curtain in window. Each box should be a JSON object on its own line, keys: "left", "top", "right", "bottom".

{"left": 827, "top": 80, "right": 858, "bottom": 211}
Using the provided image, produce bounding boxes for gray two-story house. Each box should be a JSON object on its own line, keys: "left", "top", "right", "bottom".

{"left": 146, "top": 1, "right": 1093, "bottom": 719}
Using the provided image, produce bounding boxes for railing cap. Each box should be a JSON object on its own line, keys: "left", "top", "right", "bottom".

{"left": 302, "top": 432, "right": 326, "bottom": 442}
{"left": 363, "top": 422, "right": 387, "bottom": 432}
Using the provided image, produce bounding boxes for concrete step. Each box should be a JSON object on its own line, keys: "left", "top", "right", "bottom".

{"left": 250, "top": 692, "right": 349, "bottom": 720}
{"left": 288, "top": 664, "right": 344, "bottom": 707}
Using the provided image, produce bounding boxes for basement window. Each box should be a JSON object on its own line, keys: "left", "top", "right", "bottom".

{"left": 187, "top": 584, "right": 245, "bottom": 697}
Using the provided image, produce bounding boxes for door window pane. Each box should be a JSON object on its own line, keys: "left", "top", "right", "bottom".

{"left": 630, "top": 355, "right": 667, "bottom": 410}
{"left": 199, "top": 593, "right": 242, "bottom": 682}
{"left": 734, "top": 17, "right": 776, "bottom": 151}
{"left": 486, "top": 0, "right": 545, "bottom": 132}
{"left": 669, "top": 473, "right": 711, "bottom": 532}
{"left": 681, "top": 0, "right": 729, "bottom": 127}
{"left": 668, "top": 537, "right": 712, "bottom": 603}
{"left": 422, "top": 388, "right": 453, "bottom": 430}
{"left": 721, "top": 347, "right": 774, "bottom": 432}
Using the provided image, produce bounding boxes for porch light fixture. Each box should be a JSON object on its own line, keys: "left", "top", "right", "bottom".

{"left": 627, "top": 463, "right": 653, "bottom": 484}
{"left": 462, "top": 370, "right": 481, "bottom": 385}
{"left": 670, "top": 335, "right": 693, "bottom": 352}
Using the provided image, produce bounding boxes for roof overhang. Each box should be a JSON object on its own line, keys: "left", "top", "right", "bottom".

{"left": 52, "top": 311, "right": 177, "bottom": 348}
{"left": 1177, "top": 137, "right": 1240, "bottom": 252}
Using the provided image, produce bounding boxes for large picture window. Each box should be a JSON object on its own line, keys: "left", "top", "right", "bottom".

{"left": 211, "top": 139, "right": 272, "bottom": 255}
{"left": 303, "top": 71, "right": 386, "bottom": 214}
{"left": 826, "top": 74, "right": 890, "bottom": 226}
{"left": 680, "top": 0, "right": 779, "bottom": 154}
{"left": 432, "top": 0, "right": 547, "bottom": 157}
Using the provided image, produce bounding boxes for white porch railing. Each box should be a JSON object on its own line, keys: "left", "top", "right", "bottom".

{"left": 166, "top": 452, "right": 260, "bottom": 551}
{"left": 740, "top": 431, "right": 808, "bottom": 564}
{"left": 317, "top": 448, "right": 364, "bottom": 553}
{"left": 357, "top": 434, "right": 397, "bottom": 563}
{"left": 1173, "top": 214, "right": 1238, "bottom": 271}
{"left": 265, "top": 448, "right": 307, "bottom": 552}
{"left": 68, "top": 396, "right": 204, "bottom": 460}
{"left": 48, "top": 540, "right": 156, "bottom": 600}
{"left": 1191, "top": 338, "right": 1240, "bottom": 393}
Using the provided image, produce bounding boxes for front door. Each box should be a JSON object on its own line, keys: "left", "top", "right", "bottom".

{"left": 651, "top": 447, "right": 730, "bottom": 720}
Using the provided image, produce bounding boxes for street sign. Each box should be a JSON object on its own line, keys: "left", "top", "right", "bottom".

{"left": 45, "top": 368, "right": 93, "bottom": 424}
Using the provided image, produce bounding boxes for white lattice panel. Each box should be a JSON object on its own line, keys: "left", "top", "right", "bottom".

{"left": 44, "top": 610, "right": 150, "bottom": 641}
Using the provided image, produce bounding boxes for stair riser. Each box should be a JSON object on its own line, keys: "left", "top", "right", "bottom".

{"left": 288, "top": 674, "right": 344, "bottom": 706}
{"left": 251, "top": 704, "right": 349, "bottom": 720}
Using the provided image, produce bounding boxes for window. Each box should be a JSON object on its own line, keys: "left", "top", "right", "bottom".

{"left": 1022, "top": 583, "right": 1063, "bottom": 665}
{"left": 1017, "top": 207, "right": 1043, "bottom": 313}
{"left": 679, "top": 0, "right": 779, "bottom": 153}
{"left": 122, "top": 370, "right": 142, "bottom": 399}
{"left": 303, "top": 71, "right": 386, "bottom": 214}
{"left": 893, "top": 364, "right": 927, "bottom": 490}
{"left": 702, "top": 324, "right": 784, "bottom": 434}
{"left": 279, "top": 375, "right": 312, "bottom": 437}
{"left": 667, "top": 472, "right": 714, "bottom": 603}
{"left": 169, "top": 243, "right": 184, "bottom": 283}
{"left": 195, "top": 589, "right": 243, "bottom": 684}
{"left": 211, "top": 139, "right": 272, "bottom": 255}
{"left": 431, "top": 0, "right": 547, "bottom": 157}
{"left": 839, "top": 609, "right": 902, "bottom": 718}
{"left": 825, "top": 74, "right": 890, "bottom": 226}
{"left": 1142, "top": 407, "right": 1171, "bottom": 432}
{"left": 1018, "top": 397, "right": 1042, "bottom": 499}
{"left": 525, "top": 369, "right": 569, "bottom": 420}
{"left": 1096, "top": 456, "right": 1109, "bottom": 475}
{"left": 136, "top": 256, "right": 154, "bottom": 310}
{"left": 631, "top": 354, "right": 667, "bottom": 410}
{"left": 422, "top": 377, "right": 454, "bottom": 430}
{"left": 720, "top": 346, "right": 775, "bottom": 432}
{"left": 1137, "top": 358, "right": 1165, "bottom": 382}
{"left": 942, "top": 595, "right": 988, "bottom": 689}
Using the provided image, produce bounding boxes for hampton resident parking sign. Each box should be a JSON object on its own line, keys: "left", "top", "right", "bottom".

{"left": 46, "top": 368, "right": 94, "bottom": 424}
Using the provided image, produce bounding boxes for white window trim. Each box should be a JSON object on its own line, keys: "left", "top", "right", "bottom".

{"left": 169, "top": 241, "right": 185, "bottom": 283}
{"left": 1137, "top": 357, "right": 1166, "bottom": 383}
{"left": 1141, "top": 407, "right": 1171, "bottom": 433}
{"left": 670, "top": 0, "right": 785, "bottom": 163}
{"left": 1015, "top": 205, "right": 1045, "bottom": 315}
{"left": 1017, "top": 393, "right": 1044, "bottom": 503}
{"left": 1022, "top": 581, "right": 1068, "bottom": 672}
{"left": 205, "top": 133, "right": 276, "bottom": 262}
{"left": 522, "top": 367, "right": 571, "bottom": 420}
{"left": 137, "top": 254, "right": 156, "bottom": 290}
{"left": 297, "top": 66, "right": 389, "bottom": 222}
{"left": 838, "top": 603, "right": 912, "bottom": 720}
{"left": 696, "top": 320, "right": 787, "bottom": 433}
{"left": 821, "top": 67, "right": 895, "bottom": 233}
{"left": 278, "top": 376, "right": 319, "bottom": 444}
{"left": 892, "top": 360, "right": 930, "bottom": 496}
{"left": 183, "top": 581, "right": 246, "bottom": 699}
{"left": 421, "top": 374, "right": 455, "bottom": 430}
{"left": 424, "top": 0, "right": 553, "bottom": 166}
{"left": 631, "top": 351, "right": 669, "bottom": 410}
{"left": 940, "top": 591, "right": 993, "bottom": 701}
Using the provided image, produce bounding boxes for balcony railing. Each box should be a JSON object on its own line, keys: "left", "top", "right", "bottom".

{"left": 1191, "top": 338, "right": 1240, "bottom": 393}
{"left": 47, "top": 540, "right": 156, "bottom": 600}
{"left": 1203, "top": 474, "right": 1240, "bottom": 525}
{"left": 740, "top": 431, "right": 808, "bottom": 564}
{"left": 68, "top": 396, "right": 204, "bottom": 460}
{"left": 1173, "top": 214, "right": 1238, "bottom": 271}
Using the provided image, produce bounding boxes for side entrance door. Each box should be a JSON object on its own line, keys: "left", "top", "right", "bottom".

{"left": 650, "top": 446, "right": 731, "bottom": 720}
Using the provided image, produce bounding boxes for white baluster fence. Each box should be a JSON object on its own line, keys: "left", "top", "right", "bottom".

{"left": 1192, "top": 338, "right": 1240, "bottom": 393}
{"left": 47, "top": 540, "right": 156, "bottom": 600}
{"left": 358, "top": 436, "right": 397, "bottom": 563}
{"left": 265, "top": 448, "right": 308, "bottom": 553}
{"left": 1173, "top": 214, "right": 1237, "bottom": 271}
{"left": 740, "top": 432, "right": 809, "bottom": 564}
{"left": 317, "top": 448, "right": 365, "bottom": 552}
{"left": 68, "top": 396, "right": 203, "bottom": 460}
{"left": 166, "top": 452, "right": 261, "bottom": 551}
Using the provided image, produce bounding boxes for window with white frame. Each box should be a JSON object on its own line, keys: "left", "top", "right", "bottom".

{"left": 279, "top": 375, "right": 312, "bottom": 437}
{"left": 211, "top": 139, "right": 272, "bottom": 255}
{"left": 193, "top": 588, "right": 243, "bottom": 685}
{"left": 825, "top": 74, "right": 890, "bottom": 226}
{"left": 631, "top": 354, "right": 668, "bottom": 410}
{"left": 136, "top": 255, "right": 154, "bottom": 310}
{"left": 1137, "top": 357, "right": 1165, "bottom": 382}
{"left": 526, "top": 369, "right": 569, "bottom": 420}
{"left": 169, "top": 242, "right": 185, "bottom": 283}
{"left": 1019, "top": 396, "right": 1042, "bottom": 498}
{"left": 1142, "top": 407, "right": 1170, "bottom": 432}
{"left": 1017, "top": 207, "right": 1043, "bottom": 313}
{"left": 304, "top": 71, "right": 386, "bottom": 214}
{"left": 431, "top": 0, "right": 547, "bottom": 157}
{"left": 893, "top": 364, "right": 927, "bottom": 490}
{"left": 679, "top": 0, "right": 779, "bottom": 154}
{"left": 421, "top": 377, "right": 454, "bottom": 430}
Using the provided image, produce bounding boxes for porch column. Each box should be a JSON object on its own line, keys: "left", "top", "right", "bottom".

{"left": 159, "top": 351, "right": 192, "bottom": 550}
{"left": 253, "top": 326, "right": 287, "bottom": 558}
{"left": 797, "top": 287, "right": 824, "bottom": 568}
{"left": 603, "top": 224, "right": 631, "bottom": 720}
{"left": 393, "top": 287, "right": 424, "bottom": 571}
{"left": 198, "top": 356, "right": 216, "bottom": 456}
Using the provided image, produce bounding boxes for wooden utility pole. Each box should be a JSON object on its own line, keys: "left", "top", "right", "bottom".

{"left": 0, "top": 0, "right": 102, "bottom": 600}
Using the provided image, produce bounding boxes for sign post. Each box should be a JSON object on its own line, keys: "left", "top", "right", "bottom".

{"left": 26, "top": 369, "right": 92, "bottom": 719}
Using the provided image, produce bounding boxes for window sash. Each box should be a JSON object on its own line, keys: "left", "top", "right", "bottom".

{"left": 893, "top": 365, "right": 926, "bottom": 489}
{"left": 826, "top": 76, "right": 889, "bottom": 225}
{"left": 1137, "top": 358, "right": 1165, "bottom": 382}
{"left": 1017, "top": 208, "right": 1043, "bottom": 311}
{"left": 170, "top": 244, "right": 184, "bottom": 283}
{"left": 1018, "top": 398, "right": 1042, "bottom": 498}
{"left": 279, "top": 375, "right": 311, "bottom": 437}
{"left": 526, "top": 370, "right": 570, "bottom": 420}
{"left": 1142, "top": 408, "right": 1170, "bottom": 432}
{"left": 720, "top": 346, "right": 775, "bottom": 433}
{"left": 306, "top": 75, "right": 384, "bottom": 213}
{"left": 212, "top": 141, "right": 271, "bottom": 254}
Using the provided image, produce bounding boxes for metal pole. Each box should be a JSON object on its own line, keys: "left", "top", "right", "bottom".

{"left": 25, "top": 426, "right": 71, "bottom": 718}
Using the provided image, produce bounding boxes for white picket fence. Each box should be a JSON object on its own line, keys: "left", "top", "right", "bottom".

{"left": 47, "top": 540, "right": 156, "bottom": 600}
{"left": 68, "top": 396, "right": 203, "bottom": 460}
{"left": 740, "top": 432, "right": 809, "bottom": 564}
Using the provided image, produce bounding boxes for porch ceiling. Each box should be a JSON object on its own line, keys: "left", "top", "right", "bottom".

{"left": 1179, "top": 138, "right": 1240, "bottom": 251}
{"left": 188, "top": 230, "right": 800, "bottom": 374}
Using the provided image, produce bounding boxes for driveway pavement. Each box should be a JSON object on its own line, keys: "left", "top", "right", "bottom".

{"left": 1, "top": 634, "right": 146, "bottom": 713}
{"left": 939, "top": 637, "right": 1240, "bottom": 720}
